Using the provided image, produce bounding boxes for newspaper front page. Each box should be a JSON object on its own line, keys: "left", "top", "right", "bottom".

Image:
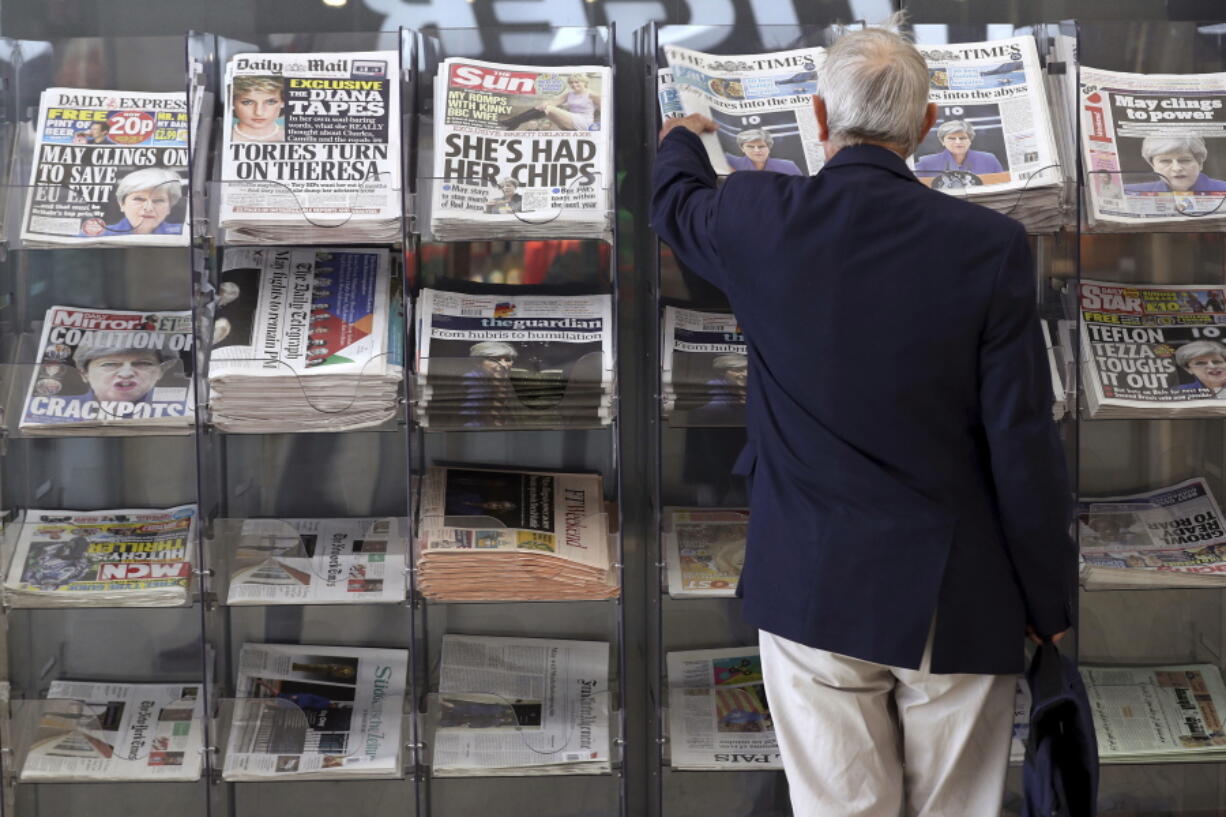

{"left": 663, "top": 507, "right": 748, "bottom": 598}
{"left": 661, "top": 306, "right": 745, "bottom": 427}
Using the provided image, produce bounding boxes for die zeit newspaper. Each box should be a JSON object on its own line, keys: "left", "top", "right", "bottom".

{"left": 21, "top": 88, "right": 189, "bottom": 246}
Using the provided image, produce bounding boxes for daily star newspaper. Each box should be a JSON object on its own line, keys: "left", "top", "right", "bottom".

{"left": 1080, "top": 66, "right": 1226, "bottom": 229}
{"left": 21, "top": 88, "right": 190, "bottom": 247}
{"left": 224, "top": 643, "right": 408, "bottom": 780}
{"left": 663, "top": 507, "right": 748, "bottom": 598}
{"left": 661, "top": 306, "right": 746, "bottom": 427}
{"left": 430, "top": 58, "right": 613, "bottom": 240}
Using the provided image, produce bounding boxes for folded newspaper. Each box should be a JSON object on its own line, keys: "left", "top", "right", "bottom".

{"left": 223, "top": 643, "right": 408, "bottom": 780}
{"left": 430, "top": 58, "right": 613, "bottom": 241}
{"left": 20, "top": 306, "right": 194, "bottom": 435}
{"left": 430, "top": 635, "right": 611, "bottom": 776}
{"left": 663, "top": 507, "right": 748, "bottom": 599}
{"left": 666, "top": 646, "right": 780, "bottom": 771}
{"left": 208, "top": 248, "right": 402, "bottom": 433}
{"left": 20, "top": 88, "right": 191, "bottom": 247}
{"left": 661, "top": 307, "right": 746, "bottom": 427}
{"left": 414, "top": 289, "right": 614, "bottom": 431}
{"left": 220, "top": 51, "right": 401, "bottom": 243}
{"left": 1042, "top": 319, "right": 1070, "bottom": 423}
{"left": 19, "top": 681, "right": 204, "bottom": 781}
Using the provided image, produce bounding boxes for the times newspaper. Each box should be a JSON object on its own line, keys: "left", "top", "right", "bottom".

{"left": 661, "top": 306, "right": 746, "bottom": 427}
{"left": 20, "top": 306, "right": 194, "bottom": 434}
{"left": 21, "top": 88, "right": 190, "bottom": 247}
{"left": 220, "top": 51, "right": 401, "bottom": 243}
{"left": 20, "top": 681, "right": 204, "bottom": 781}
{"left": 430, "top": 58, "right": 613, "bottom": 240}
{"left": 431, "top": 635, "right": 610, "bottom": 776}
{"left": 663, "top": 508, "right": 748, "bottom": 598}
{"left": 222, "top": 517, "right": 407, "bottom": 605}
{"left": 1080, "top": 66, "right": 1226, "bottom": 229}
{"left": 1082, "top": 664, "right": 1226, "bottom": 762}
{"left": 1079, "top": 279, "right": 1226, "bottom": 417}
{"left": 666, "top": 647, "right": 780, "bottom": 770}
{"left": 224, "top": 643, "right": 408, "bottom": 780}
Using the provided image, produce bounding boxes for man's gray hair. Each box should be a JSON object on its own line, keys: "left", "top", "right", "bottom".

{"left": 114, "top": 167, "right": 183, "bottom": 207}
{"left": 736, "top": 128, "right": 773, "bottom": 149}
{"left": 936, "top": 119, "right": 975, "bottom": 142}
{"left": 820, "top": 13, "right": 930, "bottom": 155}
{"left": 1141, "top": 134, "right": 1208, "bottom": 164}
{"left": 1175, "top": 339, "right": 1226, "bottom": 369}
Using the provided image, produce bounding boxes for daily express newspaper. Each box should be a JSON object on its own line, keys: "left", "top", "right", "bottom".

{"left": 20, "top": 306, "right": 194, "bottom": 433}
{"left": 20, "top": 681, "right": 204, "bottom": 781}
{"left": 1081, "top": 66, "right": 1226, "bottom": 227}
{"left": 666, "top": 647, "right": 779, "bottom": 770}
{"left": 224, "top": 643, "right": 408, "bottom": 780}
{"left": 432, "top": 635, "right": 610, "bottom": 775}
{"left": 21, "top": 88, "right": 190, "bottom": 247}
{"left": 663, "top": 508, "right": 748, "bottom": 598}
{"left": 3, "top": 505, "right": 196, "bottom": 607}
{"left": 661, "top": 306, "right": 746, "bottom": 427}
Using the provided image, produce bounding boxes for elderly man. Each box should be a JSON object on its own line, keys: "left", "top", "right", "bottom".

{"left": 652, "top": 18, "right": 1075, "bottom": 817}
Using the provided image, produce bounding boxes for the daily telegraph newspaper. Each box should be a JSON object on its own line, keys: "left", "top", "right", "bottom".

{"left": 224, "top": 643, "right": 408, "bottom": 780}
{"left": 663, "top": 507, "right": 748, "bottom": 599}
{"left": 20, "top": 306, "right": 194, "bottom": 435}
{"left": 3, "top": 505, "right": 196, "bottom": 607}
{"left": 431, "top": 635, "right": 610, "bottom": 776}
{"left": 1083, "top": 664, "right": 1226, "bottom": 762}
{"left": 414, "top": 289, "right": 614, "bottom": 430}
{"left": 21, "top": 88, "right": 190, "bottom": 247}
{"left": 1081, "top": 66, "right": 1226, "bottom": 230}
{"left": 660, "top": 45, "right": 825, "bottom": 176}
{"left": 1079, "top": 280, "right": 1226, "bottom": 418}
{"left": 220, "top": 51, "right": 401, "bottom": 243}
{"left": 430, "top": 58, "right": 613, "bottom": 240}
{"left": 20, "top": 681, "right": 204, "bottom": 781}
{"left": 661, "top": 306, "right": 746, "bottom": 427}
{"left": 666, "top": 647, "right": 779, "bottom": 771}
{"left": 223, "top": 517, "right": 407, "bottom": 605}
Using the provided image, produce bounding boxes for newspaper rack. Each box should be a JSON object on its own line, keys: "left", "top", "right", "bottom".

{"left": 204, "top": 181, "right": 405, "bottom": 248}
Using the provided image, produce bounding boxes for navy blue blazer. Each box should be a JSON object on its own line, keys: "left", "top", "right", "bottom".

{"left": 651, "top": 128, "right": 1077, "bottom": 674}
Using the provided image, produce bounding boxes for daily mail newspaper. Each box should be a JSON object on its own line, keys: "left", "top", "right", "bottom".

{"left": 430, "top": 58, "right": 613, "bottom": 240}
{"left": 663, "top": 508, "right": 749, "bottom": 598}
{"left": 21, "top": 88, "right": 190, "bottom": 247}
{"left": 224, "top": 643, "right": 408, "bottom": 780}
{"left": 661, "top": 306, "right": 745, "bottom": 427}
{"left": 220, "top": 51, "right": 401, "bottom": 243}
{"left": 20, "top": 681, "right": 204, "bottom": 781}
{"left": 1081, "top": 66, "right": 1226, "bottom": 229}
{"left": 666, "top": 647, "right": 780, "bottom": 771}
{"left": 431, "top": 635, "right": 610, "bottom": 776}
{"left": 20, "top": 306, "right": 194, "bottom": 434}
{"left": 3, "top": 505, "right": 196, "bottom": 607}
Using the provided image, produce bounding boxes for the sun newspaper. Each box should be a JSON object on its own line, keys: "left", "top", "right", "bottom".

{"left": 663, "top": 507, "right": 748, "bottom": 598}
{"left": 661, "top": 306, "right": 746, "bottom": 427}
{"left": 666, "top": 647, "right": 780, "bottom": 770}
{"left": 224, "top": 643, "right": 408, "bottom": 780}
{"left": 220, "top": 51, "right": 401, "bottom": 243}
{"left": 431, "top": 635, "right": 610, "bottom": 776}
{"left": 21, "top": 88, "right": 190, "bottom": 247}
{"left": 430, "top": 58, "right": 613, "bottom": 240}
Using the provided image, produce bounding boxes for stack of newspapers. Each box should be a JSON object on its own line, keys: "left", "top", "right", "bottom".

{"left": 431, "top": 635, "right": 610, "bottom": 776}
{"left": 416, "top": 466, "right": 617, "bottom": 601}
{"left": 20, "top": 306, "right": 194, "bottom": 435}
{"left": 430, "top": 58, "right": 613, "bottom": 241}
{"left": 661, "top": 307, "right": 746, "bottom": 427}
{"left": 220, "top": 51, "right": 401, "bottom": 243}
{"left": 1079, "top": 279, "right": 1226, "bottom": 418}
{"left": 19, "top": 681, "right": 205, "bottom": 781}
{"left": 220, "top": 517, "right": 408, "bottom": 605}
{"left": 20, "top": 87, "right": 192, "bottom": 248}
{"left": 1080, "top": 66, "right": 1226, "bottom": 233}
{"left": 223, "top": 643, "right": 408, "bottom": 780}
{"left": 666, "top": 647, "right": 780, "bottom": 770}
{"left": 1042, "top": 320, "right": 1072, "bottom": 422}
{"left": 1078, "top": 478, "right": 1226, "bottom": 590}
{"left": 663, "top": 507, "right": 748, "bottom": 599}
{"left": 413, "top": 289, "right": 615, "bottom": 430}
{"left": 207, "top": 248, "right": 402, "bottom": 433}
{"left": 3, "top": 505, "right": 196, "bottom": 607}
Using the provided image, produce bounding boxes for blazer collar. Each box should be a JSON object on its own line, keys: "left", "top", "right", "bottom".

{"left": 822, "top": 144, "right": 920, "bottom": 184}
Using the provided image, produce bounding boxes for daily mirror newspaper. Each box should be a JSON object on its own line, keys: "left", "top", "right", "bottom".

{"left": 663, "top": 508, "right": 749, "bottom": 598}
{"left": 21, "top": 88, "right": 190, "bottom": 247}
{"left": 661, "top": 306, "right": 746, "bottom": 427}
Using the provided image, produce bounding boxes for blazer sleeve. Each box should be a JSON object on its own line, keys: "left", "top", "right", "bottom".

{"left": 979, "top": 225, "right": 1076, "bottom": 639}
{"left": 649, "top": 128, "right": 730, "bottom": 291}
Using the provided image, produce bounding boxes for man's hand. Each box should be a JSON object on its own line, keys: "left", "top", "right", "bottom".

{"left": 1026, "top": 625, "right": 1071, "bottom": 646}
{"left": 659, "top": 113, "right": 716, "bottom": 143}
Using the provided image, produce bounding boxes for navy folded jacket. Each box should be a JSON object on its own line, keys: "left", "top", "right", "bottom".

{"left": 1023, "top": 643, "right": 1099, "bottom": 817}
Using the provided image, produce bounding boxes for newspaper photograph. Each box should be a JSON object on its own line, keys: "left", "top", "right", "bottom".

{"left": 666, "top": 647, "right": 780, "bottom": 770}
{"left": 431, "top": 635, "right": 610, "bottom": 776}
{"left": 224, "top": 643, "right": 408, "bottom": 780}
{"left": 661, "top": 306, "right": 746, "bottom": 427}
{"left": 21, "top": 87, "right": 190, "bottom": 247}
{"left": 663, "top": 507, "right": 748, "bottom": 598}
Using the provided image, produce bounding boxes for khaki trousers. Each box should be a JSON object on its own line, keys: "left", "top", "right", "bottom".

{"left": 758, "top": 627, "right": 1016, "bottom": 817}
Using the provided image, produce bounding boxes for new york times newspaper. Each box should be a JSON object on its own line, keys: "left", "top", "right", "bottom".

{"left": 660, "top": 45, "right": 824, "bottom": 176}
{"left": 430, "top": 58, "right": 613, "bottom": 239}
{"left": 1080, "top": 66, "right": 1226, "bottom": 228}
{"left": 661, "top": 306, "right": 745, "bottom": 427}
{"left": 21, "top": 88, "right": 189, "bottom": 247}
